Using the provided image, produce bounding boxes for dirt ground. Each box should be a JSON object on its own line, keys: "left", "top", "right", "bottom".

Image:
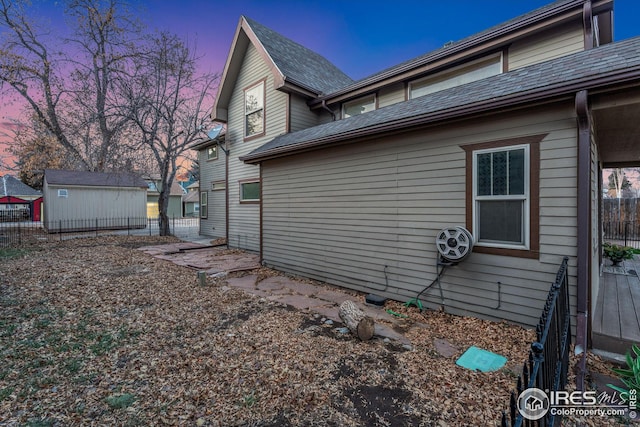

{"left": 0, "top": 236, "right": 624, "bottom": 426}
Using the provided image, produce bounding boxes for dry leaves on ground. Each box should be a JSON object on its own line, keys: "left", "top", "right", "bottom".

{"left": 0, "top": 235, "right": 623, "bottom": 426}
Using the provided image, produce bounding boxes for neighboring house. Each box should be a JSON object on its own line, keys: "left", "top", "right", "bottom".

{"left": 145, "top": 177, "right": 186, "bottom": 218}
{"left": 182, "top": 181, "right": 200, "bottom": 217}
{"left": 198, "top": 0, "right": 639, "bottom": 358}
{"left": 43, "top": 169, "right": 147, "bottom": 231}
{"left": 0, "top": 175, "right": 42, "bottom": 221}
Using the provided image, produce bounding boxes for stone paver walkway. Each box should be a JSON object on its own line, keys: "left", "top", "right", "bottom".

{"left": 140, "top": 242, "right": 411, "bottom": 346}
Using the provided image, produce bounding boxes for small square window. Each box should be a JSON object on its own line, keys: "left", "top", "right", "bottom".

{"left": 58, "top": 189, "right": 68, "bottom": 198}
{"left": 240, "top": 180, "right": 260, "bottom": 203}
{"left": 207, "top": 146, "right": 218, "bottom": 160}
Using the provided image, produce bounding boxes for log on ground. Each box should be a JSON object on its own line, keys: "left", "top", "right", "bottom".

{"left": 338, "top": 300, "right": 375, "bottom": 341}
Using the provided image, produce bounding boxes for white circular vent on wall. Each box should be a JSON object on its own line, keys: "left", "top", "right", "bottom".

{"left": 436, "top": 226, "right": 474, "bottom": 262}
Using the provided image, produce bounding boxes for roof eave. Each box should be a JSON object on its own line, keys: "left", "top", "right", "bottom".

{"left": 241, "top": 66, "right": 640, "bottom": 165}
{"left": 309, "top": 0, "right": 614, "bottom": 108}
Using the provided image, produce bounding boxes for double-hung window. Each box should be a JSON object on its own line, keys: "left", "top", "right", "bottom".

{"left": 245, "top": 81, "right": 265, "bottom": 138}
{"left": 473, "top": 145, "right": 529, "bottom": 249}
{"left": 464, "top": 134, "right": 543, "bottom": 258}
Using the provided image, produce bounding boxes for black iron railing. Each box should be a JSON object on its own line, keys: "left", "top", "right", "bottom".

{"left": 0, "top": 217, "right": 199, "bottom": 247}
{"left": 603, "top": 220, "right": 640, "bottom": 249}
{"left": 501, "top": 256, "right": 571, "bottom": 427}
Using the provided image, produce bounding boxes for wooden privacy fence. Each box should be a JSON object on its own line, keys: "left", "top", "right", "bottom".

{"left": 501, "top": 257, "right": 571, "bottom": 427}
{"left": 603, "top": 198, "right": 640, "bottom": 223}
{"left": 603, "top": 198, "right": 640, "bottom": 248}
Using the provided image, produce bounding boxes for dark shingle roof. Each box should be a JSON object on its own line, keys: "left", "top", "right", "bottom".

{"left": 243, "top": 36, "right": 640, "bottom": 162}
{"left": 244, "top": 17, "right": 354, "bottom": 95}
{"left": 44, "top": 169, "right": 147, "bottom": 188}
{"left": 0, "top": 175, "right": 41, "bottom": 197}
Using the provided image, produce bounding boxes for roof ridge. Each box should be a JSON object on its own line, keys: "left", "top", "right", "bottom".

{"left": 242, "top": 16, "right": 354, "bottom": 95}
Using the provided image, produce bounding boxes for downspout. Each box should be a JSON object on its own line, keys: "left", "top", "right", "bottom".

{"left": 583, "top": 1, "right": 594, "bottom": 50}
{"left": 575, "top": 89, "right": 590, "bottom": 392}
{"left": 321, "top": 100, "right": 336, "bottom": 121}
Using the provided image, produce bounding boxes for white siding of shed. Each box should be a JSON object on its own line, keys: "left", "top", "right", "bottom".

{"left": 43, "top": 181, "right": 146, "bottom": 228}
{"left": 508, "top": 21, "right": 584, "bottom": 70}
{"left": 261, "top": 104, "right": 578, "bottom": 328}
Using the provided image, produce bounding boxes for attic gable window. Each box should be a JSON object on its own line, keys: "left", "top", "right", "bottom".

{"left": 342, "top": 95, "right": 376, "bottom": 119}
{"left": 409, "top": 54, "right": 502, "bottom": 99}
{"left": 245, "top": 80, "right": 265, "bottom": 139}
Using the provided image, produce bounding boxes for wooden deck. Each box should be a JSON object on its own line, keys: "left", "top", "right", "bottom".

{"left": 592, "top": 257, "right": 640, "bottom": 354}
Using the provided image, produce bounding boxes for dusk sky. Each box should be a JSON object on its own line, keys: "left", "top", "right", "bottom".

{"left": 2, "top": 0, "right": 640, "bottom": 172}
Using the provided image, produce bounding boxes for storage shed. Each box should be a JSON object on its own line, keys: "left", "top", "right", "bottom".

{"left": 43, "top": 169, "right": 147, "bottom": 232}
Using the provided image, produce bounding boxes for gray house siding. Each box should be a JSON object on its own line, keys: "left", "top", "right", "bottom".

{"left": 199, "top": 146, "right": 226, "bottom": 239}
{"left": 226, "top": 42, "right": 288, "bottom": 251}
{"left": 508, "top": 20, "right": 584, "bottom": 70}
{"left": 260, "top": 104, "right": 578, "bottom": 327}
{"left": 290, "top": 93, "right": 329, "bottom": 131}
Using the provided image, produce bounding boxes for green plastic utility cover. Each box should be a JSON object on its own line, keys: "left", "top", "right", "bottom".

{"left": 455, "top": 346, "right": 507, "bottom": 372}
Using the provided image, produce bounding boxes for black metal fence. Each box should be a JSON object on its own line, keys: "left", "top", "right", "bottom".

{"left": 0, "top": 217, "right": 200, "bottom": 247}
{"left": 501, "top": 256, "right": 571, "bottom": 427}
{"left": 603, "top": 220, "right": 640, "bottom": 249}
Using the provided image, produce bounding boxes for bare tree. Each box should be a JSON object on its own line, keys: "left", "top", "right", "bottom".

{"left": 122, "top": 32, "right": 218, "bottom": 235}
{"left": 0, "top": 0, "right": 141, "bottom": 171}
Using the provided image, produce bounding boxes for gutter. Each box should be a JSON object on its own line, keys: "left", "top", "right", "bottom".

{"left": 575, "top": 89, "right": 590, "bottom": 392}
{"left": 309, "top": 0, "right": 612, "bottom": 108}
{"left": 241, "top": 64, "right": 640, "bottom": 164}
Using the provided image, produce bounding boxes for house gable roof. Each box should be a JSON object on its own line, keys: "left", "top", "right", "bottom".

{"left": 0, "top": 175, "right": 41, "bottom": 197}
{"left": 242, "top": 36, "right": 640, "bottom": 164}
{"left": 310, "top": 0, "right": 613, "bottom": 107}
{"left": 44, "top": 169, "right": 148, "bottom": 189}
{"left": 213, "top": 16, "right": 353, "bottom": 122}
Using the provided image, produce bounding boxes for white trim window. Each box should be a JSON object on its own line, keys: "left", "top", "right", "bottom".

{"left": 245, "top": 81, "right": 264, "bottom": 138}
{"left": 473, "top": 144, "right": 529, "bottom": 249}
{"left": 410, "top": 54, "right": 502, "bottom": 99}
{"left": 342, "top": 94, "right": 376, "bottom": 118}
{"left": 200, "top": 191, "right": 208, "bottom": 219}
{"left": 239, "top": 180, "right": 260, "bottom": 203}
{"left": 207, "top": 145, "right": 218, "bottom": 160}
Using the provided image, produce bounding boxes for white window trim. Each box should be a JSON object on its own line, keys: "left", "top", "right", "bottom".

{"left": 409, "top": 52, "right": 503, "bottom": 99}
{"left": 206, "top": 145, "right": 218, "bottom": 161}
{"left": 200, "top": 191, "right": 208, "bottom": 219}
{"left": 472, "top": 144, "right": 530, "bottom": 250}
{"left": 57, "top": 189, "right": 68, "bottom": 198}
{"left": 239, "top": 179, "right": 260, "bottom": 203}
{"left": 342, "top": 94, "right": 376, "bottom": 119}
{"left": 244, "top": 80, "right": 265, "bottom": 139}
